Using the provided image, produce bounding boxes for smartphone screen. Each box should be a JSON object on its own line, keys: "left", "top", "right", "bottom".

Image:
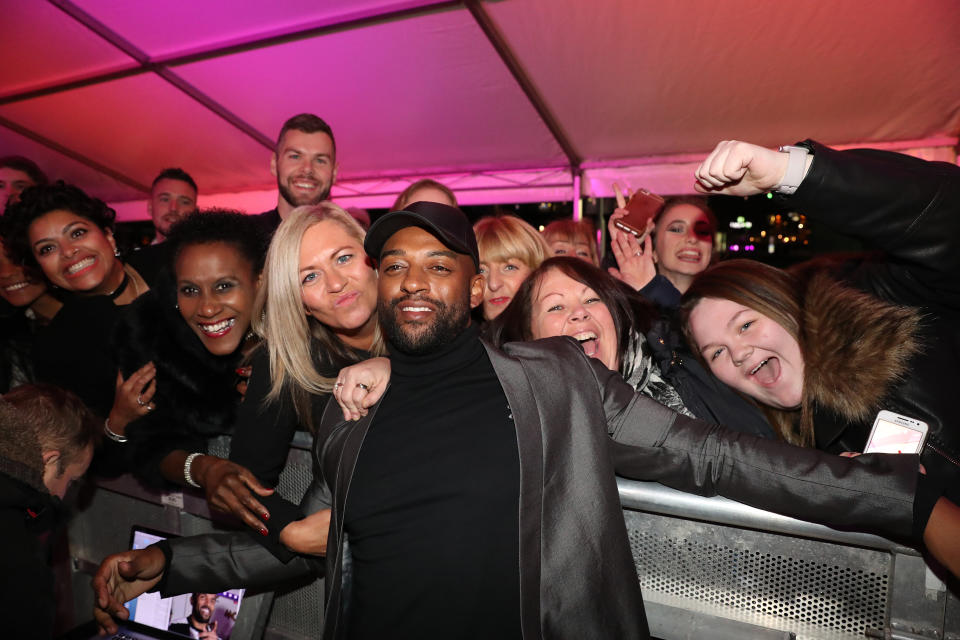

{"left": 864, "top": 418, "right": 925, "bottom": 454}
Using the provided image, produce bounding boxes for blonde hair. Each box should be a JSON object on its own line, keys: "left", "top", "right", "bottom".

{"left": 474, "top": 215, "right": 549, "bottom": 269}
{"left": 391, "top": 179, "right": 457, "bottom": 211}
{"left": 254, "top": 203, "right": 385, "bottom": 428}
{"left": 542, "top": 219, "right": 598, "bottom": 265}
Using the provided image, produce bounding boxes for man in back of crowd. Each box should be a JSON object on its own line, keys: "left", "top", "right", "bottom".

{"left": 0, "top": 384, "right": 98, "bottom": 639}
{"left": 149, "top": 168, "right": 197, "bottom": 244}
{"left": 128, "top": 168, "right": 198, "bottom": 286}
{"left": 0, "top": 155, "right": 47, "bottom": 212}
{"left": 253, "top": 113, "right": 337, "bottom": 235}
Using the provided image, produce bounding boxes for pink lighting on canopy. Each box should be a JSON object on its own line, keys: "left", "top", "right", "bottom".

{"left": 0, "top": 0, "right": 957, "bottom": 219}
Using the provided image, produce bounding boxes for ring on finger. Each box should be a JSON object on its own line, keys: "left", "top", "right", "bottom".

{"left": 136, "top": 393, "right": 146, "bottom": 406}
{"left": 146, "top": 404, "right": 154, "bottom": 412}
{"left": 634, "top": 251, "right": 643, "bottom": 257}
{"left": 334, "top": 381, "right": 344, "bottom": 390}
{"left": 356, "top": 383, "right": 369, "bottom": 391}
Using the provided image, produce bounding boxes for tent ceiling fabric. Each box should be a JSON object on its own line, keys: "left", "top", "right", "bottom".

{"left": 2, "top": 0, "right": 959, "bottom": 217}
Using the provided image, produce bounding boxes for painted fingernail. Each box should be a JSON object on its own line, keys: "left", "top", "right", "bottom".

{"left": 259, "top": 527, "right": 268, "bottom": 536}
{"left": 262, "top": 512, "right": 270, "bottom": 521}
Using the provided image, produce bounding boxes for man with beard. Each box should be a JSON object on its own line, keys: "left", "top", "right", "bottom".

{"left": 92, "top": 203, "right": 957, "bottom": 639}
{"left": 168, "top": 592, "right": 220, "bottom": 639}
{"left": 253, "top": 113, "right": 337, "bottom": 236}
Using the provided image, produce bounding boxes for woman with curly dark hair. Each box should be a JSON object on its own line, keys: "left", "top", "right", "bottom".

{"left": 2, "top": 182, "right": 149, "bottom": 422}
{"left": 108, "top": 209, "right": 267, "bottom": 489}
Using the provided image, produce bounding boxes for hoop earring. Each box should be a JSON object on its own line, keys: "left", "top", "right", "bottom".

{"left": 114, "top": 248, "right": 120, "bottom": 257}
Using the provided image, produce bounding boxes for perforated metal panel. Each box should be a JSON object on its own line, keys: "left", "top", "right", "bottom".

{"left": 625, "top": 510, "right": 891, "bottom": 639}
{"left": 263, "top": 441, "right": 324, "bottom": 638}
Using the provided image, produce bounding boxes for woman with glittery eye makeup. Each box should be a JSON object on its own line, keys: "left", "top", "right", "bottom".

{"left": 2, "top": 182, "right": 149, "bottom": 429}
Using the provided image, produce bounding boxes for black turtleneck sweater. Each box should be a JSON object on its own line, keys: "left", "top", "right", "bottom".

{"left": 344, "top": 324, "right": 521, "bottom": 639}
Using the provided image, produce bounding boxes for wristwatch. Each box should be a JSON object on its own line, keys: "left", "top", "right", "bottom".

{"left": 774, "top": 145, "right": 811, "bottom": 195}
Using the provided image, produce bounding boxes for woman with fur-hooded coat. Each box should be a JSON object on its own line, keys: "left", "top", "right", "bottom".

{"left": 681, "top": 139, "right": 960, "bottom": 489}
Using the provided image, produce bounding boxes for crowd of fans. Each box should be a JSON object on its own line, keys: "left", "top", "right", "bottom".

{"left": 1, "top": 113, "right": 959, "bottom": 638}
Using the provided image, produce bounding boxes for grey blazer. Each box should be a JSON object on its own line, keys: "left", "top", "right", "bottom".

{"left": 162, "top": 336, "right": 918, "bottom": 639}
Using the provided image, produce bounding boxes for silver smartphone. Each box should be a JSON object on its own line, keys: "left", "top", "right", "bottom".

{"left": 863, "top": 410, "right": 928, "bottom": 454}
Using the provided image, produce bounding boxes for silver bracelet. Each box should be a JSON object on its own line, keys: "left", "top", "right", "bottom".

{"left": 183, "top": 452, "right": 205, "bottom": 488}
{"left": 103, "top": 418, "right": 128, "bottom": 443}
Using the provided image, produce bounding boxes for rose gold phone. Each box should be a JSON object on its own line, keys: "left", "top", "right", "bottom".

{"left": 615, "top": 188, "right": 664, "bottom": 241}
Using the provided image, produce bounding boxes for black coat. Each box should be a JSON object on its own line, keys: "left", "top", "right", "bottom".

{"left": 0, "top": 470, "right": 63, "bottom": 639}
{"left": 113, "top": 272, "right": 244, "bottom": 487}
{"left": 778, "top": 141, "right": 960, "bottom": 483}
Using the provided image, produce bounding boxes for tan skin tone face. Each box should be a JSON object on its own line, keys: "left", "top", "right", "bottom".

{"left": 529, "top": 268, "right": 619, "bottom": 371}
{"left": 548, "top": 237, "right": 595, "bottom": 264}
{"left": 688, "top": 297, "right": 804, "bottom": 410}
{"left": 299, "top": 219, "right": 379, "bottom": 350}
{"left": 479, "top": 257, "right": 532, "bottom": 320}
{"left": 0, "top": 167, "right": 34, "bottom": 209}
{"left": 42, "top": 445, "right": 93, "bottom": 499}
{"left": 653, "top": 203, "right": 714, "bottom": 293}
{"left": 28, "top": 209, "right": 124, "bottom": 295}
{"left": 271, "top": 130, "right": 337, "bottom": 216}
{"left": 149, "top": 178, "right": 197, "bottom": 240}
{"left": 175, "top": 242, "right": 259, "bottom": 357}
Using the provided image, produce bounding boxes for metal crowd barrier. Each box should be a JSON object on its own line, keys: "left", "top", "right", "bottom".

{"left": 63, "top": 434, "right": 959, "bottom": 639}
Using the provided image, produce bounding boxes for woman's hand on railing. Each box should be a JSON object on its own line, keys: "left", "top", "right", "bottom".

{"left": 192, "top": 455, "right": 275, "bottom": 534}
{"left": 333, "top": 356, "right": 391, "bottom": 421}
{"left": 279, "top": 509, "right": 332, "bottom": 556}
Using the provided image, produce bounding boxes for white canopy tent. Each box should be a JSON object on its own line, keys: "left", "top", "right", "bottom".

{"left": 2, "top": 0, "right": 958, "bottom": 221}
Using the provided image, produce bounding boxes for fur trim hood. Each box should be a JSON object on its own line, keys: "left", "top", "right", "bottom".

{"left": 768, "top": 272, "right": 922, "bottom": 445}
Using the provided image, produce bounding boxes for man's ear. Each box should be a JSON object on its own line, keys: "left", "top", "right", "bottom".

{"left": 469, "top": 273, "right": 485, "bottom": 309}
{"left": 331, "top": 162, "right": 338, "bottom": 186}
{"left": 42, "top": 450, "right": 61, "bottom": 471}
{"left": 270, "top": 152, "right": 278, "bottom": 178}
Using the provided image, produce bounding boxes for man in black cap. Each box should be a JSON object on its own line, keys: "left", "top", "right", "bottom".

{"left": 93, "top": 202, "right": 942, "bottom": 639}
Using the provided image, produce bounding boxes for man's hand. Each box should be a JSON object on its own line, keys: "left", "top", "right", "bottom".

{"left": 923, "top": 497, "right": 960, "bottom": 578}
{"left": 192, "top": 456, "right": 274, "bottom": 534}
{"left": 198, "top": 620, "right": 219, "bottom": 639}
{"left": 92, "top": 546, "right": 166, "bottom": 635}
{"left": 333, "top": 357, "right": 390, "bottom": 421}
{"left": 278, "top": 509, "right": 332, "bottom": 556}
{"left": 694, "top": 140, "right": 791, "bottom": 196}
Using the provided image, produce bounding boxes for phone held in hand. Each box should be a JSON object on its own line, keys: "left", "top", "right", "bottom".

{"left": 863, "top": 410, "right": 928, "bottom": 454}
{"left": 614, "top": 188, "right": 664, "bottom": 241}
